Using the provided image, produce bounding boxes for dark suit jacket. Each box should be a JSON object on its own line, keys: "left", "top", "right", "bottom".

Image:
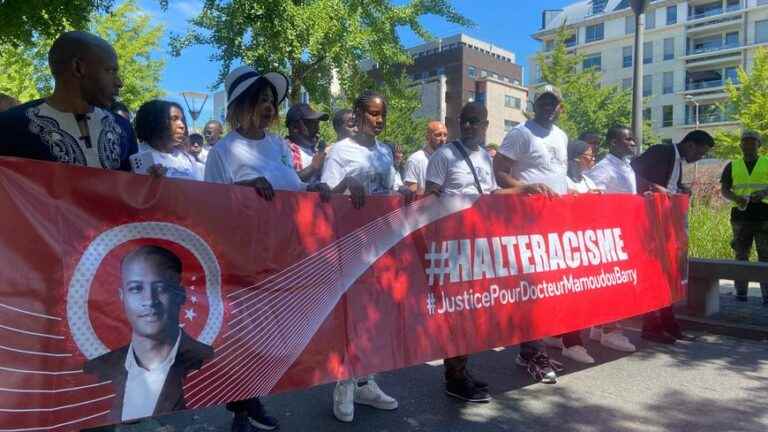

{"left": 83, "top": 330, "right": 214, "bottom": 423}
{"left": 630, "top": 144, "right": 686, "bottom": 193}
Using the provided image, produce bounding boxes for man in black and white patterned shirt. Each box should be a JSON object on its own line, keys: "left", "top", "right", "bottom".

{"left": 0, "top": 31, "right": 137, "bottom": 170}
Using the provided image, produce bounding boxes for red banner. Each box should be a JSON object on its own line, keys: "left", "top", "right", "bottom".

{"left": 0, "top": 158, "right": 688, "bottom": 431}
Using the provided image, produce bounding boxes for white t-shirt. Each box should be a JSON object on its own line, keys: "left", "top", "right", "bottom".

{"left": 499, "top": 120, "right": 569, "bottom": 194}
{"left": 321, "top": 138, "right": 403, "bottom": 195}
{"left": 403, "top": 148, "right": 432, "bottom": 192}
{"left": 668, "top": 144, "right": 682, "bottom": 193}
{"left": 204, "top": 131, "right": 306, "bottom": 192}
{"left": 196, "top": 147, "right": 209, "bottom": 164}
{"left": 121, "top": 331, "right": 181, "bottom": 421}
{"left": 586, "top": 153, "right": 637, "bottom": 194}
{"left": 289, "top": 141, "right": 321, "bottom": 183}
{"left": 134, "top": 146, "right": 203, "bottom": 181}
{"left": 567, "top": 175, "right": 600, "bottom": 194}
{"left": 425, "top": 141, "right": 499, "bottom": 195}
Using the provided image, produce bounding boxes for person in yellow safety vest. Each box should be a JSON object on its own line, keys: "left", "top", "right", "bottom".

{"left": 720, "top": 130, "right": 768, "bottom": 306}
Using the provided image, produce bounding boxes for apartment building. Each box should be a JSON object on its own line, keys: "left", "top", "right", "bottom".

{"left": 531, "top": 0, "right": 768, "bottom": 143}
{"left": 372, "top": 33, "right": 528, "bottom": 145}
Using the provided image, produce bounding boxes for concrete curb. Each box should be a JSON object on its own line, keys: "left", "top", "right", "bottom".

{"left": 678, "top": 314, "right": 768, "bottom": 341}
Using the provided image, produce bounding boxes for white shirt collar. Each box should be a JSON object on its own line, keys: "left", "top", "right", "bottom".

{"left": 124, "top": 330, "right": 182, "bottom": 373}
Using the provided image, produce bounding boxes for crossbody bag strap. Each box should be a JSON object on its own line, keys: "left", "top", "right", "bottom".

{"left": 452, "top": 141, "right": 483, "bottom": 195}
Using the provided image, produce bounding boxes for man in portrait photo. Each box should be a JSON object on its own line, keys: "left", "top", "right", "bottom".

{"left": 84, "top": 245, "right": 214, "bottom": 423}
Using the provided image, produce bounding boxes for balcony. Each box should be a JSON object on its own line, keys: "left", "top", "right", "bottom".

{"left": 687, "top": 79, "right": 726, "bottom": 91}
{"left": 688, "top": 4, "right": 742, "bottom": 22}
{"left": 686, "top": 42, "right": 740, "bottom": 56}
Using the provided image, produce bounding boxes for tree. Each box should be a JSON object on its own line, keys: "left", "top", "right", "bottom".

{"left": 535, "top": 25, "right": 656, "bottom": 148}
{"left": 91, "top": 0, "right": 165, "bottom": 112}
{"left": 714, "top": 47, "right": 768, "bottom": 159}
{"left": 0, "top": 0, "right": 165, "bottom": 111}
{"left": 0, "top": 43, "right": 49, "bottom": 100}
{"left": 170, "top": 0, "right": 472, "bottom": 104}
{"left": 0, "top": 0, "right": 111, "bottom": 46}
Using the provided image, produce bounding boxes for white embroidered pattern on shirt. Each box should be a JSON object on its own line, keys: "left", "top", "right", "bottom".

{"left": 26, "top": 106, "right": 87, "bottom": 165}
{"left": 98, "top": 113, "right": 124, "bottom": 169}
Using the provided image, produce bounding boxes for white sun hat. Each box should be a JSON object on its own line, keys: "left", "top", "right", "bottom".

{"left": 225, "top": 65, "right": 289, "bottom": 107}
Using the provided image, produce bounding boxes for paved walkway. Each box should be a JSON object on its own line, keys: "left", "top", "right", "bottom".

{"left": 90, "top": 328, "right": 768, "bottom": 432}
{"left": 714, "top": 282, "right": 768, "bottom": 328}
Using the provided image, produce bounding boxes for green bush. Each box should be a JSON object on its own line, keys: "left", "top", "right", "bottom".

{"left": 689, "top": 203, "right": 734, "bottom": 259}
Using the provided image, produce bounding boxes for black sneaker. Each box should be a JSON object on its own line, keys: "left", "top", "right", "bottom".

{"left": 245, "top": 400, "right": 279, "bottom": 431}
{"left": 231, "top": 413, "right": 255, "bottom": 432}
{"left": 465, "top": 370, "right": 488, "bottom": 391}
{"left": 641, "top": 329, "right": 676, "bottom": 345}
{"left": 516, "top": 353, "right": 561, "bottom": 384}
{"left": 445, "top": 379, "right": 491, "bottom": 403}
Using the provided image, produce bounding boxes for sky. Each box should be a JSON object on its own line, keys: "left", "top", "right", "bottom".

{"left": 135, "top": 0, "right": 575, "bottom": 124}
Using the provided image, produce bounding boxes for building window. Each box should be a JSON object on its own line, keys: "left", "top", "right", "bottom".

{"left": 590, "top": 0, "right": 608, "bottom": 15}
{"left": 436, "top": 67, "right": 445, "bottom": 76}
{"left": 505, "top": 95, "right": 522, "bottom": 109}
{"left": 663, "top": 71, "right": 674, "bottom": 94}
{"left": 757, "top": 20, "right": 768, "bottom": 44}
{"left": 626, "top": 15, "right": 636, "bottom": 34}
{"left": 480, "top": 69, "right": 489, "bottom": 78}
{"left": 468, "top": 65, "right": 477, "bottom": 78}
{"left": 564, "top": 32, "right": 578, "bottom": 47}
{"left": 643, "top": 41, "right": 653, "bottom": 64}
{"left": 545, "top": 40, "right": 555, "bottom": 52}
{"left": 662, "top": 105, "right": 674, "bottom": 127}
{"left": 646, "top": 9, "right": 656, "bottom": 30}
{"left": 623, "top": 46, "right": 633, "bottom": 68}
{"left": 725, "top": 32, "right": 739, "bottom": 48}
{"left": 622, "top": 78, "right": 633, "bottom": 90}
{"left": 585, "top": 23, "right": 604, "bottom": 43}
{"left": 663, "top": 38, "right": 675, "bottom": 60}
{"left": 582, "top": 53, "right": 602, "bottom": 70}
{"left": 504, "top": 120, "right": 519, "bottom": 132}
{"left": 666, "top": 5, "right": 677, "bottom": 25}
{"left": 643, "top": 74, "right": 652, "bottom": 97}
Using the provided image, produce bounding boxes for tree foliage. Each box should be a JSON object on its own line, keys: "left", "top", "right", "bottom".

{"left": 0, "top": 0, "right": 111, "bottom": 46}
{"left": 170, "top": 0, "right": 472, "bottom": 104}
{"left": 714, "top": 47, "right": 768, "bottom": 159}
{"left": 0, "top": 0, "right": 165, "bottom": 111}
{"left": 535, "top": 25, "right": 656, "bottom": 148}
{"left": 0, "top": 43, "right": 49, "bottom": 100}
{"left": 91, "top": 0, "right": 165, "bottom": 112}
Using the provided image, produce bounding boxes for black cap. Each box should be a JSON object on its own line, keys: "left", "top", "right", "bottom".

{"left": 286, "top": 103, "right": 329, "bottom": 127}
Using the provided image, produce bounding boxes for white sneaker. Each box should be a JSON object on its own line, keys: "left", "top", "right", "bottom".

{"left": 589, "top": 327, "right": 603, "bottom": 342}
{"left": 562, "top": 345, "right": 595, "bottom": 364}
{"left": 601, "top": 331, "right": 636, "bottom": 352}
{"left": 333, "top": 379, "right": 356, "bottom": 422}
{"left": 543, "top": 337, "right": 564, "bottom": 349}
{"left": 354, "top": 377, "right": 398, "bottom": 410}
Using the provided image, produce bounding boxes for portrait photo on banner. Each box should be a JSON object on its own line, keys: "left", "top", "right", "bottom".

{"left": 68, "top": 231, "right": 223, "bottom": 423}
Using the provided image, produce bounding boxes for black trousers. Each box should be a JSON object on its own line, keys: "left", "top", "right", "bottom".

{"left": 444, "top": 341, "right": 545, "bottom": 382}
{"left": 731, "top": 221, "right": 768, "bottom": 299}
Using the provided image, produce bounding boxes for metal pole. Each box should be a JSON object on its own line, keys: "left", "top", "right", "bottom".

{"left": 695, "top": 102, "right": 700, "bottom": 129}
{"left": 630, "top": 0, "right": 648, "bottom": 155}
{"left": 631, "top": 11, "right": 645, "bottom": 155}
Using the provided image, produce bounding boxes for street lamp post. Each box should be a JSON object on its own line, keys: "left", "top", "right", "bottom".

{"left": 631, "top": 0, "right": 648, "bottom": 155}
{"left": 685, "top": 95, "right": 700, "bottom": 129}
{"left": 181, "top": 91, "right": 210, "bottom": 133}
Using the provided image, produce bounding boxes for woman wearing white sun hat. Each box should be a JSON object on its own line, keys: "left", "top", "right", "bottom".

{"left": 205, "top": 65, "right": 330, "bottom": 431}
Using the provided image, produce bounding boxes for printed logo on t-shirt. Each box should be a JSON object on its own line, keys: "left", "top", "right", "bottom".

{"left": 363, "top": 170, "right": 392, "bottom": 195}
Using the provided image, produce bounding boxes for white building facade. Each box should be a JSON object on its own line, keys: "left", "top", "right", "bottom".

{"left": 531, "top": 0, "right": 768, "bottom": 143}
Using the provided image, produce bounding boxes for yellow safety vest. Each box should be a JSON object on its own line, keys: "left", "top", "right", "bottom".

{"left": 732, "top": 156, "right": 768, "bottom": 206}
